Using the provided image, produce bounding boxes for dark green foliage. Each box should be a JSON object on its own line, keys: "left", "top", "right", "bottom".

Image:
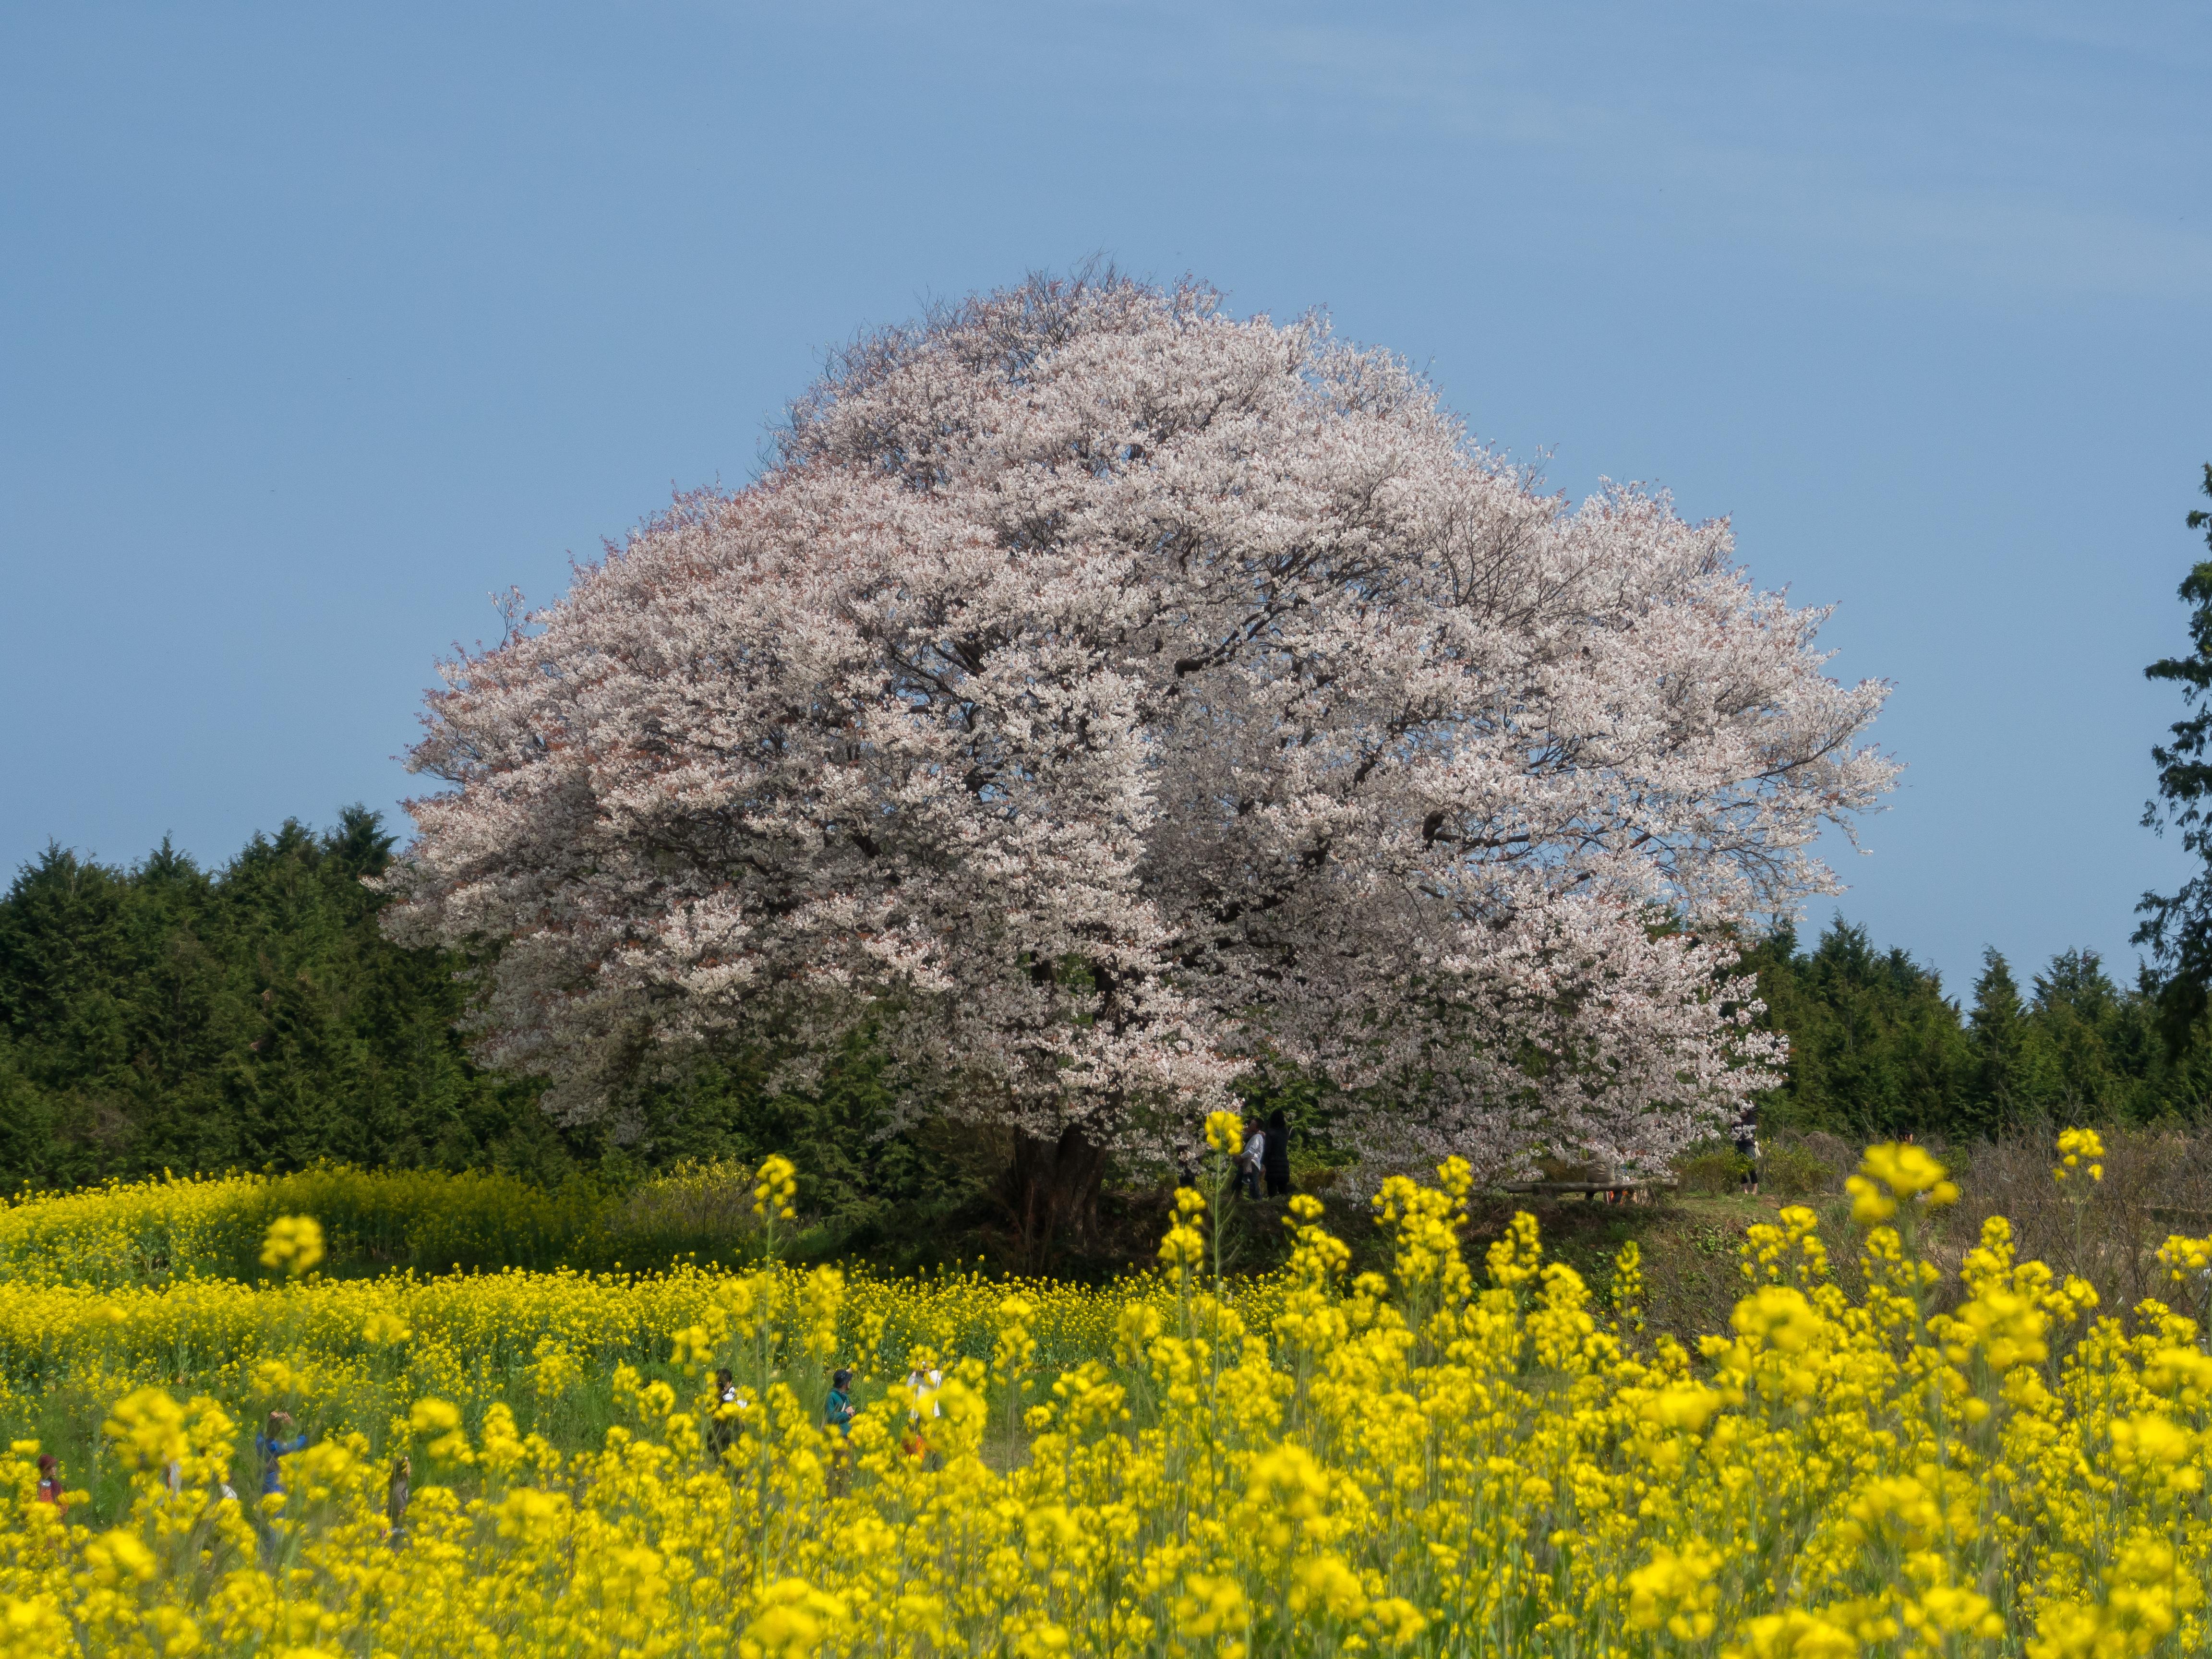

{"left": 0, "top": 809, "right": 556, "bottom": 1186}
{"left": 1968, "top": 948, "right": 2032, "bottom": 1132}
{"left": 598, "top": 1033, "right": 1000, "bottom": 1258}
{"left": 0, "top": 813, "right": 998, "bottom": 1245}
{"left": 1748, "top": 917, "right": 2212, "bottom": 1137}
{"left": 1757, "top": 1140, "right": 1834, "bottom": 1198}
{"left": 1742, "top": 921, "right": 1973, "bottom": 1136}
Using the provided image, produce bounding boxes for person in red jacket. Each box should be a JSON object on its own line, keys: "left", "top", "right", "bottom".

{"left": 35, "top": 1454, "right": 65, "bottom": 1514}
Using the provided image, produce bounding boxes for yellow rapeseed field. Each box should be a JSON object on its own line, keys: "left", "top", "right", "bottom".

{"left": 5, "top": 1122, "right": 2212, "bottom": 1658}
{"left": 0, "top": 1159, "right": 754, "bottom": 1288}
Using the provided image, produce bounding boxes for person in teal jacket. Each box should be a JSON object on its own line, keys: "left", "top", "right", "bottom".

{"left": 825, "top": 1368, "right": 857, "bottom": 1496}
{"left": 825, "top": 1369, "right": 857, "bottom": 1435}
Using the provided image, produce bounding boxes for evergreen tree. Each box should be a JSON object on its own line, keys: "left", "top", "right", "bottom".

{"left": 1743, "top": 918, "right": 1972, "bottom": 1136}
{"left": 1967, "top": 949, "right": 2033, "bottom": 1132}
{"left": 2137, "top": 462, "right": 2212, "bottom": 1046}
{"left": 1746, "top": 921, "right": 2212, "bottom": 1138}
{"left": 2028, "top": 950, "right": 2123, "bottom": 1118}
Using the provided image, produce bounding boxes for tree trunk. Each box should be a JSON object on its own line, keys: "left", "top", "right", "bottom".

{"left": 1003, "top": 1124, "right": 1108, "bottom": 1265}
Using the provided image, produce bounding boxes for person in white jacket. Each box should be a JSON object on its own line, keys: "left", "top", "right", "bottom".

{"left": 1238, "top": 1121, "right": 1266, "bottom": 1200}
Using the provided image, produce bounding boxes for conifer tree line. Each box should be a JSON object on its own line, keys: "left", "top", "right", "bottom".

{"left": 1738, "top": 925, "right": 2212, "bottom": 1138}
{"left": 0, "top": 810, "right": 544, "bottom": 1187}
{"left": 0, "top": 810, "right": 959, "bottom": 1204}
{"left": 7, "top": 807, "right": 2212, "bottom": 1190}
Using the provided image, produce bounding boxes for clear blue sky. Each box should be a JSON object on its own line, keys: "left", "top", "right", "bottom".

{"left": 4, "top": 2, "right": 2207, "bottom": 997}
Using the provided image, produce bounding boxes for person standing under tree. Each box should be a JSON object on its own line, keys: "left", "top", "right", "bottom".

{"left": 1237, "top": 1118, "right": 1266, "bottom": 1200}
{"left": 1733, "top": 1101, "right": 1761, "bottom": 1195}
{"left": 1262, "top": 1110, "right": 1292, "bottom": 1198}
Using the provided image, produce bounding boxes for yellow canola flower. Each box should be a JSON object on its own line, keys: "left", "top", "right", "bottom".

{"left": 0, "top": 1596, "right": 74, "bottom": 1659}
{"left": 752, "top": 1154, "right": 798, "bottom": 1222}
{"left": 1723, "top": 1609, "right": 1860, "bottom": 1659}
{"left": 1175, "top": 1573, "right": 1250, "bottom": 1645}
{"left": 84, "top": 1527, "right": 158, "bottom": 1586}
{"left": 408, "top": 1395, "right": 472, "bottom": 1465}
{"left": 1627, "top": 1541, "right": 1722, "bottom": 1638}
{"left": 1367, "top": 1596, "right": 1428, "bottom": 1647}
{"left": 1902, "top": 1585, "right": 2004, "bottom": 1642}
{"left": 2028, "top": 1535, "right": 2202, "bottom": 1659}
{"left": 259, "top": 1213, "right": 324, "bottom": 1275}
{"left": 1287, "top": 1552, "right": 1367, "bottom": 1620}
{"left": 1941, "top": 1282, "right": 2049, "bottom": 1370}
{"left": 1640, "top": 1383, "right": 1725, "bottom": 1432}
{"left": 101, "top": 1385, "right": 186, "bottom": 1470}
{"left": 738, "top": 1577, "right": 848, "bottom": 1659}
{"left": 2144, "top": 1344, "right": 2212, "bottom": 1404}
{"left": 2054, "top": 1125, "right": 2106, "bottom": 1184}
{"left": 362, "top": 1310, "right": 411, "bottom": 1345}
{"left": 3, "top": 1137, "right": 2212, "bottom": 1657}
{"left": 2109, "top": 1412, "right": 2195, "bottom": 1475}
{"left": 1846, "top": 1142, "right": 1959, "bottom": 1224}
{"left": 2157, "top": 1231, "right": 2212, "bottom": 1286}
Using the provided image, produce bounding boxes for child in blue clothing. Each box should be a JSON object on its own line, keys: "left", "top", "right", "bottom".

{"left": 254, "top": 1409, "right": 309, "bottom": 1564}
{"left": 256, "top": 1409, "right": 309, "bottom": 1494}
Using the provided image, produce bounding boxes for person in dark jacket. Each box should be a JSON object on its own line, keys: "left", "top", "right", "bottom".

{"left": 1733, "top": 1102, "right": 1761, "bottom": 1195}
{"left": 1263, "top": 1110, "right": 1293, "bottom": 1198}
{"left": 708, "top": 1368, "right": 751, "bottom": 1466}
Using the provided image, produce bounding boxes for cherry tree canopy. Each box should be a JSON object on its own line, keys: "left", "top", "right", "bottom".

{"left": 384, "top": 274, "right": 1894, "bottom": 1181}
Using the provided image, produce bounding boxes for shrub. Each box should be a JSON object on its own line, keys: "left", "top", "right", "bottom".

{"left": 1675, "top": 1146, "right": 1747, "bottom": 1195}
{"left": 1760, "top": 1140, "right": 1835, "bottom": 1198}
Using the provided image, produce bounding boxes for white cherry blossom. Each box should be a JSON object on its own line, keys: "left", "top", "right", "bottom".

{"left": 383, "top": 273, "right": 1894, "bottom": 1194}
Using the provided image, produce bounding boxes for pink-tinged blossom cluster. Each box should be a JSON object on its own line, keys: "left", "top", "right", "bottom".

{"left": 383, "top": 274, "right": 1894, "bottom": 1177}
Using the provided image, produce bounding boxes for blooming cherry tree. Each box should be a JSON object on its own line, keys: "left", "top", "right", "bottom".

{"left": 383, "top": 273, "right": 1893, "bottom": 1232}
